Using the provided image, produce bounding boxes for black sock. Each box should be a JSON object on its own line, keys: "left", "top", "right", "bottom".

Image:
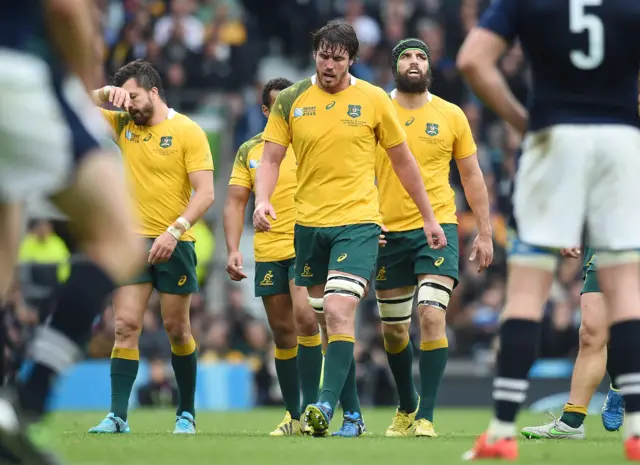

{"left": 18, "top": 260, "right": 115, "bottom": 417}
{"left": 609, "top": 320, "right": 640, "bottom": 413}
{"left": 606, "top": 344, "right": 620, "bottom": 390}
{"left": 494, "top": 319, "right": 541, "bottom": 423}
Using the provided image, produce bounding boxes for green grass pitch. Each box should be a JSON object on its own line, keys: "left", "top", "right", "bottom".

{"left": 46, "top": 408, "right": 628, "bottom": 464}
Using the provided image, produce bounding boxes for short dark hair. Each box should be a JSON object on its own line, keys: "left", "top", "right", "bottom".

{"left": 262, "top": 77, "right": 293, "bottom": 109}
{"left": 312, "top": 20, "right": 359, "bottom": 60}
{"left": 113, "top": 59, "right": 164, "bottom": 99}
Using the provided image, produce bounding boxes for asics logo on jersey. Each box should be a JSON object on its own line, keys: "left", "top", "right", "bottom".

{"left": 143, "top": 134, "right": 152, "bottom": 142}
{"left": 337, "top": 253, "right": 348, "bottom": 262}
{"left": 178, "top": 275, "right": 187, "bottom": 286}
{"left": 326, "top": 101, "right": 336, "bottom": 110}
{"left": 405, "top": 117, "right": 415, "bottom": 126}
{"left": 434, "top": 257, "right": 445, "bottom": 267}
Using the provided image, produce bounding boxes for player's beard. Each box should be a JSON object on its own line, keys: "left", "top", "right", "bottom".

{"left": 317, "top": 67, "right": 349, "bottom": 91}
{"left": 130, "top": 100, "right": 154, "bottom": 126}
{"left": 395, "top": 68, "right": 432, "bottom": 94}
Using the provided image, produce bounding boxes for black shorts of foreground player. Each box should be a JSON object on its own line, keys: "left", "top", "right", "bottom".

{"left": 253, "top": 20, "right": 445, "bottom": 438}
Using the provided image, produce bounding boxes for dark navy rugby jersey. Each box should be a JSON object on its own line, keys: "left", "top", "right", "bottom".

{"left": 0, "top": 1, "right": 53, "bottom": 63}
{"left": 478, "top": 0, "right": 640, "bottom": 132}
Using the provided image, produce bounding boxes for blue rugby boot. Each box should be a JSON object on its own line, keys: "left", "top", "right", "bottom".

{"left": 88, "top": 413, "right": 130, "bottom": 434}
{"left": 173, "top": 411, "right": 196, "bottom": 434}
{"left": 332, "top": 411, "right": 366, "bottom": 437}
{"left": 602, "top": 386, "right": 625, "bottom": 432}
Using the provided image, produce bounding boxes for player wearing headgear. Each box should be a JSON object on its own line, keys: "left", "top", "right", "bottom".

{"left": 457, "top": 0, "right": 640, "bottom": 460}
{"left": 253, "top": 20, "right": 446, "bottom": 437}
{"left": 358, "top": 37, "right": 492, "bottom": 438}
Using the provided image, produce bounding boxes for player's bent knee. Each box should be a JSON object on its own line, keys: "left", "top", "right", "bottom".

{"left": 382, "top": 321, "right": 409, "bottom": 345}
{"left": 417, "top": 278, "right": 452, "bottom": 312}
{"left": 162, "top": 317, "right": 191, "bottom": 345}
{"left": 578, "top": 321, "right": 607, "bottom": 351}
{"left": 114, "top": 314, "right": 142, "bottom": 343}
{"left": 377, "top": 292, "right": 413, "bottom": 325}
{"left": 293, "top": 304, "right": 319, "bottom": 336}
{"left": 324, "top": 275, "right": 366, "bottom": 301}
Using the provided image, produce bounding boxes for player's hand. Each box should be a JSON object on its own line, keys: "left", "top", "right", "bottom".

{"left": 561, "top": 247, "right": 581, "bottom": 259}
{"left": 226, "top": 251, "right": 248, "bottom": 281}
{"left": 378, "top": 224, "right": 389, "bottom": 246}
{"left": 148, "top": 232, "right": 178, "bottom": 265}
{"left": 107, "top": 86, "right": 131, "bottom": 111}
{"left": 253, "top": 201, "right": 276, "bottom": 232}
{"left": 423, "top": 219, "right": 447, "bottom": 250}
{"left": 469, "top": 234, "right": 494, "bottom": 273}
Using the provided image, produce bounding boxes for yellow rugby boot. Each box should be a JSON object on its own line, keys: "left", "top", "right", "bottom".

{"left": 413, "top": 418, "right": 438, "bottom": 437}
{"left": 385, "top": 405, "right": 419, "bottom": 437}
{"left": 269, "top": 412, "right": 302, "bottom": 436}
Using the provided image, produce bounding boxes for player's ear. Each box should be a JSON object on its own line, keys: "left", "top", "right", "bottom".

{"left": 349, "top": 59, "right": 354, "bottom": 67}
{"left": 150, "top": 87, "right": 159, "bottom": 100}
{"left": 261, "top": 105, "right": 270, "bottom": 118}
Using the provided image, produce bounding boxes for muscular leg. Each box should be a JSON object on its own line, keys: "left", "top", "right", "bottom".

{"left": 562, "top": 292, "right": 608, "bottom": 427}
{"left": 18, "top": 151, "right": 146, "bottom": 420}
{"left": 109, "top": 284, "right": 152, "bottom": 421}
{"left": 290, "top": 283, "right": 322, "bottom": 411}
{"left": 488, "top": 260, "right": 553, "bottom": 440}
{"left": 160, "top": 292, "right": 197, "bottom": 422}
{"left": 263, "top": 292, "right": 301, "bottom": 420}
{"left": 306, "top": 273, "right": 365, "bottom": 434}
{"left": 597, "top": 258, "right": 640, "bottom": 439}
{"left": 416, "top": 274, "right": 453, "bottom": 429}
{"left": 378, "top": 287, "right": 418, "bottom": 415}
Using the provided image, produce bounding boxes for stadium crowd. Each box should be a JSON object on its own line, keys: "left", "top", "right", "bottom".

{"left": 3, "top": 0, "right": 582, "bottom": 405}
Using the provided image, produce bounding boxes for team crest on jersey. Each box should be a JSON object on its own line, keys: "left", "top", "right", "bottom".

{"left": 347, "top": 104, "right": 361, "bottom": 119}
{"left": 159, "top": 136, "right": 173, "bottom": 148}
{"left": 425, "top": 123, "right": 439, "bottom": 136}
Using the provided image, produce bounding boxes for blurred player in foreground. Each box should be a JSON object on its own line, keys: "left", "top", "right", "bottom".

{"left": 457, "top": 0, "right": 640, "bottom": 460}
{"left": 225, "top": 77, "right": 324, "bottom": 436}
{"left": 88, "top": 60, "right": 214, "bottom": 435}
{"left": 371, "top": 38, "right": 492, "bottom": 438}
{"left": 0, "top": 0, "right": 145, "bottom": 463}
{"left": 253, "top": 20, "right": 445, "bottom": 437}
{"left": 521, "top": 247, "right": 625, "bottom": 439}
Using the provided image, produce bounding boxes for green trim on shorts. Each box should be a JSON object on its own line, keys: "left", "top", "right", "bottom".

{"left": 375, "top": 224, "right": 459, "bottom": 291}
{"left": 294, "top": 223, "right": 381, "bottom": 287}
{"left": 255, "top": 258, "right": 295, "bottom": 297}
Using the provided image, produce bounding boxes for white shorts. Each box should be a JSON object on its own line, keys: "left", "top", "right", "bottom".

{"left": 0, "top": 48, "right": 110, "bottom": 202}
{"left": 514, "top": 124, "right": 640, "bottom": 251}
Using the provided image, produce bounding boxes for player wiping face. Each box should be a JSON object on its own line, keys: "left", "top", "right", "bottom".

{"left": 105, "top": 79, "right": 156, "bottom": 126}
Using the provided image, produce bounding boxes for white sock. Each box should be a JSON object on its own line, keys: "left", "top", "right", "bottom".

{"left": 488, "top": 418, "right": 516, "bottom": 440}
{"left": 624, "top": 412, "right": 640, "bottom": 439}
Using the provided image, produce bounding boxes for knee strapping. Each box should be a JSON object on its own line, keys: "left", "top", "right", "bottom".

{"left": 417, "top": 279, "right": 452, "bottom": 311}
{"left": 307, "top": 296, "right": 324, "bottom": 314}
{"left": 377, "top": 292, "right": 414, "bottom": 325}
{"left": 324, "top": 275, "right": 366, "bottom": 300}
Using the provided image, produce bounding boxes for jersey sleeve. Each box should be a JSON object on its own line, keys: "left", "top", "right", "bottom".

{"left": 373, "top": 88, "right": 406, "bottom": 149}
{"left": 452, "top": 106, "right": 478, "bottom": 160}
{"left": 99, "top": 109, "right": 130, "bottom": 139}
{"left": 477, "top": 0, "right": 519, "bottom": 42}
{"left": 262, "top": 90, "right": 293, "bottom": 147}
{"left": 229, "top": 143, "right": 253, "bottom": 189}
{"left": 183, "top": 122, "right": 214, "bottom": 173}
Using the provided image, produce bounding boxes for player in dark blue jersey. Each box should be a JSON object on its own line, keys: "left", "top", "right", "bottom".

{"left": 0, "top": 1, "right": 145, "bottom": 464}
{"left": 457, "top": 0, "right": 640, "bottom": 460}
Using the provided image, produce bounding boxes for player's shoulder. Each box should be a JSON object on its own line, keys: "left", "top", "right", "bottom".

{"left": 278, "top": 77, "right": 314, "bottom": 103}
{"left": 352, "top": 77, "right": 389, "bottom": 101}
{"left": 235, "top": 132, "right": 264, "bottom": 165}
{"left": 431, "top": 94, "right": 465, "bottom": 117}
{"left": 170, "top": 111, "right": 205, "bottom": 133}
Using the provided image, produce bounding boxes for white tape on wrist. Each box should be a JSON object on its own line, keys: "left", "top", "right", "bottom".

{"left": 176, "top": 217, "right": 191, "bottom": 231}
{"left": 167, "top": 225, "right": 182, "bottom": 240}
